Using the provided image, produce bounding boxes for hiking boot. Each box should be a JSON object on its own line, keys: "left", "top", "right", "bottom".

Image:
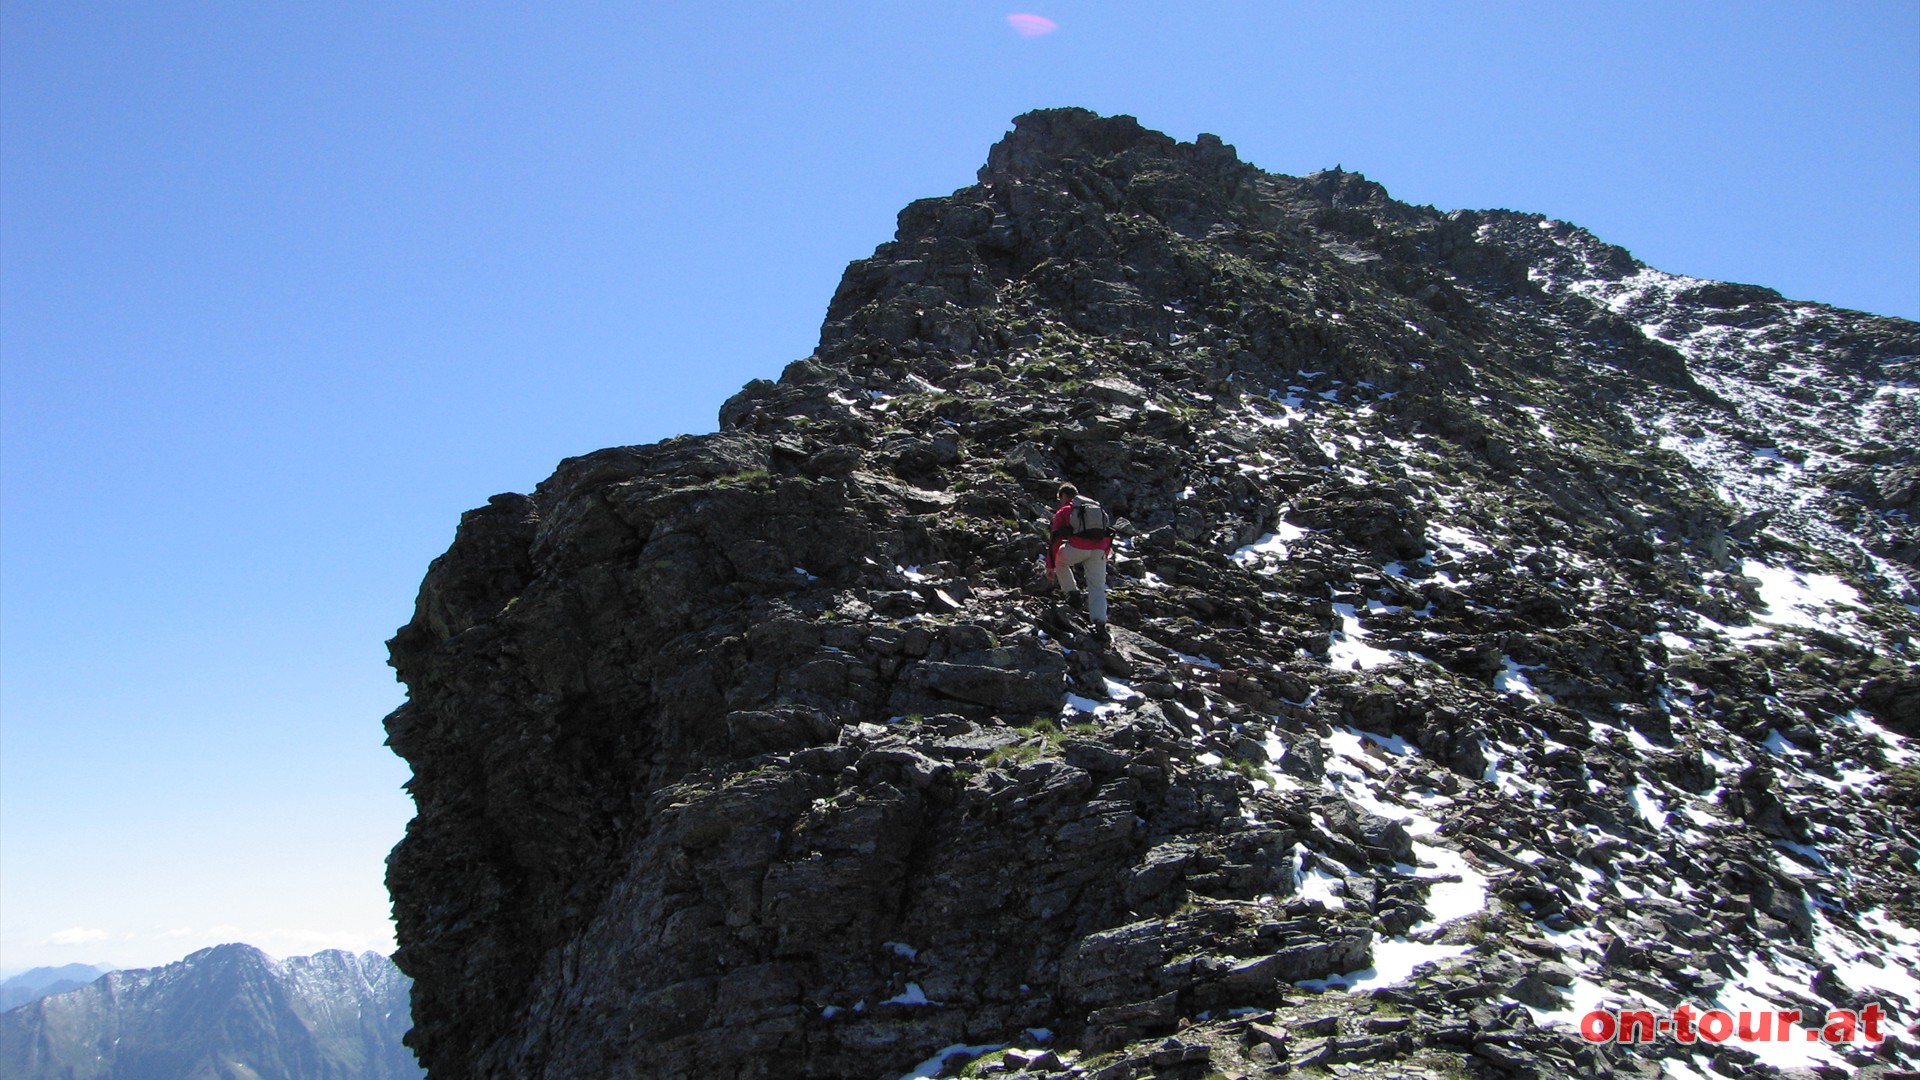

{"left": 1094, "top": 620, "right": 1110, "bottom": 644}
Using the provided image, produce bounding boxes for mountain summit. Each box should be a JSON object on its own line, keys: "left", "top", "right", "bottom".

{"left": 0, "top": 944, "right": 419, "bottom": 1079}
{"left": 0, "top": 964, "right": 113, "bottom": 1012}
{"left": 384, "top": 108, "right": 1919, "bottom": 1079}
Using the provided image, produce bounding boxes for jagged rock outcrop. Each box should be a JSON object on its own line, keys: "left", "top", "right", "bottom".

{"left": 385, "top": 109, "right": 1920, "bottom": 1079}
{"left": 0, "top": 944, "right": 419, "bottom": 1080}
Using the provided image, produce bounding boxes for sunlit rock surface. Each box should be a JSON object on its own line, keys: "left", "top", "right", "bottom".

{"left": 385, "top": 108, "right": 1920, "bottom": 1079}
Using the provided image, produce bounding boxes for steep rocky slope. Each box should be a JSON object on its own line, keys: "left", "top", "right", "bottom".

{"left": 383, "top": 109, "right": 1920, "bottom": 1079}
{"left": 0, "top": 943, "right": 419, "bottom": 1079}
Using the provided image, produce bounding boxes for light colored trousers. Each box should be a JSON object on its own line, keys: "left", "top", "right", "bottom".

{"left": 1053, "top": 544, "right": 1108, "bottom": 623}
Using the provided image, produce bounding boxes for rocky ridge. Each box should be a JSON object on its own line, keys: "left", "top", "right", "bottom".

{"left": 0, "top": 964, "right": 114, "bottom": 1013}
{"left": 384, "top": 109, "right": 1920, "bottom": 1079}
{"left": 0, "top": 943, "right": 420, "bottom": 1079}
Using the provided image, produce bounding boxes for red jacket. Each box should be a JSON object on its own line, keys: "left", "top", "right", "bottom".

{"left": 1048, "top": 502, "right": 1112, "bottom": 568}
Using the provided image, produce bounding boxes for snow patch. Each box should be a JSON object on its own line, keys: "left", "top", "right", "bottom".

{"left": 1493, "top": 657, "right": 1549, "bottom": 702}
{"left": 882, "top": 982, "right": 939, "bottom": 1007}
{"left": 1295, "top": 937, "right": 1472, "bottom": 993}
{"left": 1232, "top": 522, "right": 1310, "bottom": 569}
{"left": 896, "top": 1043, "right": 1004, "bottom": 1079}
{"left": 1326, "top": 603, "right": 1415, "bottom": 671}
{"left": 1629, "top": 783, "right": 1669, "bottom": 829}
{"left": 1742, "top": 558, "right": 1866, "bottom": 638}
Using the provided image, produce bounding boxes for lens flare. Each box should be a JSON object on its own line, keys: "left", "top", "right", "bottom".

{"left": 1006, "top": 13, "right": 1058, "bottom": 38}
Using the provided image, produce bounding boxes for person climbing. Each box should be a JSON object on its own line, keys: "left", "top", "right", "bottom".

{"left": 1047, "top": 482, "right": 1113, "bottom": 637}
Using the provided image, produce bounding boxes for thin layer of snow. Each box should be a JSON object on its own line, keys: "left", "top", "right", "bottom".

{"left": 1493, "top": 657, "right": 1548, "bottom": 701}
{"left": 882, "top": 982, "right": 939, "bottom": 1007}
{"left": 1292, "top": 848, "right": 1347, "bottom": 910}
{"left": 1817, "top": 907, "right": 1920, "bottom": 1006}
{"left": 1296, "top": 938, "right": 1471, "bottom": 992}
{"left": 896, "top": 1043, "right": 1005, "bottom": 1080}
{"left": 1661, "top": 1058, "right": 1718, "bottom": 1080}
{"left": 1534, "top": 887, "right": 1913, "bottom": 1072}
{"left": 1761, "top": 729, "right": 1807, "bottom": 757}
{"left": 1833, "top": 766, "right": 1878, "bottom": 789}
{"left": 1480, "top": 742, "right": 1549, "bottom": 800}
{"left": 1658, "top": 631, "right": 1696, "bottom": 652}
{"left": 1429, "top": 523, "right": 1493, "bottom": 556}
{"left": 1231, "top": 522, "right": 1310, "bottom": 569}
{"left": 1850, "top": 710, "right": 1918, "bottom": 764}
{"left": 1170, "top": 649, "right": 1223, "bottom": 670}
{"left": 1408, "top": 840, "right": 1490, "bottom": 927}
{"left": 1259, "top": 731, "right": 1306, "bottom": 792}
{"left": 1521, "top": 973, "right": 1643, "bottom": 1035}
{"left": 1326, "top": 603, "right": 1406, "bottom": 670}
{"left": 1629, "top": 783, "right": 1669, "bottom": 829}
{"left": 1702, "top": 959, "right": 1848, "bottom": 1070}
{"left": 1530, "top": 246, "right": 1920, "bottom": 602}
{"left": 1743, "top": 558, "right": 1866, "bottom": 637}
{"left": 1355, "top": 728, "right": 1415, "bottom": 756}
{"left": 1064, "top": 693, "right": 1125, "bottom": 719}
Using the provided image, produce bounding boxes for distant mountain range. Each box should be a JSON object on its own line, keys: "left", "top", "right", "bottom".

{"left": 0, "top": 943, "right": 421, "bottom": 1080}
{"left": 0, "top": 965, "right": 114, "bottom": 1012}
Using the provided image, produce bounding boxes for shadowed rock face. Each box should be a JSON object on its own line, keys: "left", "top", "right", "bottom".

{"left": 385, "top": 109, "right": 1920, "bottom": 1079}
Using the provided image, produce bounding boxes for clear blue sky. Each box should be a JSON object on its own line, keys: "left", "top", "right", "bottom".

{"left": 3, "top": 2, "right": 1915, "bottom": 973}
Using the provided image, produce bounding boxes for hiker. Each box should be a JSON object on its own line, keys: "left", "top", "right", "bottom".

{"left": 1047, "top": 482, "right": 1113, "bottom": 635}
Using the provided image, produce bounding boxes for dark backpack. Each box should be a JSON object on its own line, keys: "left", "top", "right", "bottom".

{"left": 1068, "top": 497, "right": 1112, "bottom": 539}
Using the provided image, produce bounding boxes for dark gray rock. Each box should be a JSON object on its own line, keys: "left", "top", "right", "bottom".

{"left": 384, "top": 108, "right": 1920, "bottom": 1079}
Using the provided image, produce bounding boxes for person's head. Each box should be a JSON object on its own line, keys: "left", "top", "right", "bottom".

{"left": 1057, "top": 483, "right": 1078, "bottom": 504}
